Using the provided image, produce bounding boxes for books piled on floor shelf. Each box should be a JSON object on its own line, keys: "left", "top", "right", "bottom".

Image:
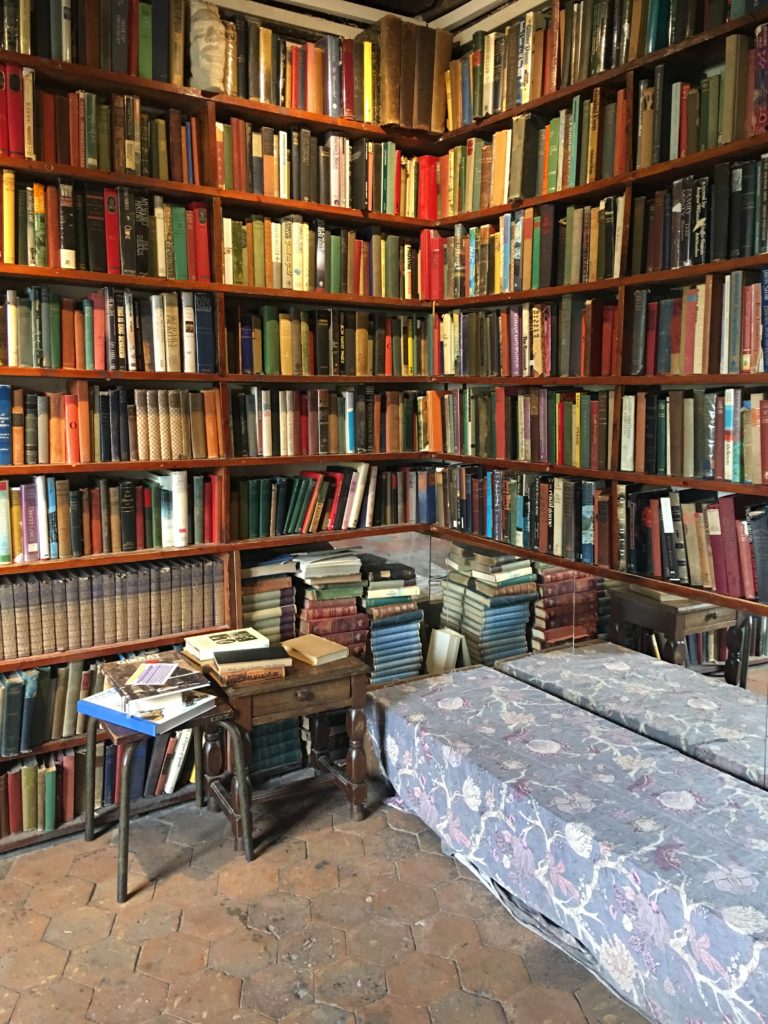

{"left": 250, "top": 720, "right": 302, "bottom": 780}
{"left": 531, "top": 566, "right": 600, "bottom": 651}
{"left": 301, "top": 710, "right": 348, "bottom": 763}
{"left": 240, "top": 556, "right": 298, "bottom": 644}
{"left": 182, "top": 626, "right": 291, "bottom": 688}
{"left": 440, "top": 544, "right": 538, "bottom": 665}
{"left": 294, "top": 550, "right": 367, "bottom": 658}
{"left": 360, "top": 554, "right": 423, "bottom": 684}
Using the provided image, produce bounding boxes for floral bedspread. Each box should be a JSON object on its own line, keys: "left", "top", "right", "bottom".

{"left": 496, "top": 643, "right": 768, "bottom": 788}
{"left": 366, "top": 668, "right": 768, "bottom": 1024}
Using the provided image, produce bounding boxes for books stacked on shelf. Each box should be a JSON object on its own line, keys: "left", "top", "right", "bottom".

{"left": 28, "top": 78, "right": 202, "bottom": 182}
{"left": 228, "top": 305, "right": 436, "bottom": 377}
{"left": 77, "top": 654, "right": 214, "bottom": 736}
{"left": 0, "top": 556, "right": 225, "bottom": 659}
{"left": 419, "top": 197, "right": 625, "bottom": 299}
{"left": 240, "top": 556, "right": 298, "bottom": 643}
{"left": 183, "top": 626, "right": 290, "bottom": 688}
{"left": 215, "top": 126, "right": 429, "bottom": 218}
{"left": 438, "top": 386, "right": 612, "bottom": 470}
{"left": 0, "top": 383, "right": 224, "bottom": 466}
{"left": 619, "top": 387, "right": 768, "bottom": 483}
{"left": 359, "top": 554, "right": 423, "bottom": 684}
{"left": 294, "top": 550, "right": 367, "bottom": 658}
{"left": 0, "top": 470, "right": 221, "bottom": 564}
{"left": 437, "top": 299, "right": 618, "bottom": 377}
{"left": 300, "top": 710, "right": 348, "bottom": 763}
{"left": 0, "top": 174, "right": 211, "bottom": 280}
{"left": 282, "top": 634, "right": 349, "bottom": 665}
{"left": 230, "top": 386, "right": 438, "bottom": 459}
{"left": 618, "top": 484, "right": 768, "bottom": 602}
{"left": 596, "top": 578, "right": 613, "bottom": 639}
{"left": 221, "top": 214, "right": 418, "bottom": 298}
{"left": 440, "top": 543, "right": 537, "bottom": 664}
{"left": 250, "top": 720, "right": 302, "bottom": 780}
{"left": 531, "top": 565, "right": 600, "bottom": 651}
{"left": 0, "top": 287, "right": 216, "bottom": 374}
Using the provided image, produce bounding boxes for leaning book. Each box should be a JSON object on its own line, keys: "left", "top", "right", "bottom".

{"left": 100, "top": 658, "right": 210, "bottom": 713}
{"left": 76, "top": 686, "right": 216, "bottom": 737}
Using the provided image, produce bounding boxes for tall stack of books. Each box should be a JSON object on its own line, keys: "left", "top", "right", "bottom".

{"left": 294, "top": 551, "right": 367, "bottom": 657}
{"left": 531, "top": 566, "right": 600, "bottom": 651}
{"left": 240, "top": 555, "right": 298, "bottom": 643}
{"left": 250, "top": 720, "right": 303, "bottom": 781}
{"left": 360, "top": 555, "right": 423, "bottom": 685}
{"left": 440, "top": 543, "right": 538, "bottom": 665}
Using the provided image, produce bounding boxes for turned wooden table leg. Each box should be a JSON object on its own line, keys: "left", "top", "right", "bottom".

{"left": 346, "top": 706, "right": 367, "bottom": 821}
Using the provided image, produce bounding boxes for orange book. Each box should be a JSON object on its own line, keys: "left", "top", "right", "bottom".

{"left": 63, "top": 392, "right": 80, "bottom": 463}
{"left": 70, "top": 380, "right": 91, "bottom": 462}
{"left": 426, "top": 389, "right": 443, "bottom": 453}
{"left": 60, "top": 298, "right": 75, "bottom": 368}
{"left": 541, "top": 124, "right": 550, "bottom": 194}
{"left": 11, "top": 388, "right": 23, "bottom": 464}
{"left": 48, "top": 392, "right": 65, "bottom": 464}
{"left": 201, "top": 389, "right": 219, "bottom": 457}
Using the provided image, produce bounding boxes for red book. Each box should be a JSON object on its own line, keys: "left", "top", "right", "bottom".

{"left": 717, "top": 495, "right": 745, "bottom": 597}
{"left": 185, "top": 207, "right": 197, "bottom": 281}
{"left": 714, "top": 394, "right": 725, "bottom": 480}
{"left": 67, "top": 91, "right": 80, "bottom": 167}
{"left": 40, "top": 91, "right": 56, "bottom": 162}
{"left": 103, "top": 188, "right": 121, "bottom": 275}
{"left": 92, "top": 290, "right": 106, "bottom": 370}
{"left": 590, "top": 399, "right": 600, "bottom": 469}
{"left": 203, "top": 476, "right": 212, "bottom": 543}
{"left": 63, "top": 393, "right": 80, "bottom": 462}
{"left": 299, "top": 392, "right": 309, "bottom": 453}
{"left": 323, "top": 470, "right": 345, "bottom": 529}
{"left": 0, "top": 64, "right": 8, "bottom": 155}
{"left": 353, "top": 238, "right": 363, "bottom": 295}
{"left": 89, "top": 485, "right": 102, "bottom": 553}
{"left": 190, "top": 203, "right": 211, "bottom": 281}
{"left": 127, "top": 0, "right": 140, "bottom": 75}
{"left": 600, "top": 305, "right": 615, "bottom": 376}
{"left": 61, "top": 749, "right": 76, "bottom": 822}
{"left": 648, "top": 498, "right": 662, "bottom": 578}
{"left": 341, "top": 39, "right": 355, "bottom": 119}
{"left": 5, "top": 64, "right": 23, "bottom": 157}
{"left": 6, "top": 766, "right": 21, "bottom": 834}
{"left": 300, "top": 471, "right": 324, "bottom": 533}
{"left": 705, "top": 503, "right": 729, "bottom": 595}
{"left": 736, "top": 519, "right": 757, "bottom": 600}
{"left": 45, "top": 185, "right": 60, "bottom": 269}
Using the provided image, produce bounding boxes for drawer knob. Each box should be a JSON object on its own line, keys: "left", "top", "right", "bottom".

{"left": 296, "top": 689, "right": 314, "bottom": 701}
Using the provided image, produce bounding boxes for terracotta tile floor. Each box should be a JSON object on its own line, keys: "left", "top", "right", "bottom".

{"left": 0, "top": 788, "right": 647, "bottom": 1024}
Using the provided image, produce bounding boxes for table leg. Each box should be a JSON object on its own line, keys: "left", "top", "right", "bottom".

{"left": 346, "top": 707, "right": 367, "bottom": 822}
{"left": 117, "top": 741, "right": 140, "bottom": 904}
{"left": 662, "top": 637, "right": 686, "bottom": 665}
{"left": 84, "top": 717, "right": 98, "bottom": 842}
{"left": 203, "top": 722, "right": 226, "bottom": 812}
{"left": 220, "top": 720, "right": 254, "bottom": 862}
{"left": 192, "top": 725, "right": 205, "bottom": 808}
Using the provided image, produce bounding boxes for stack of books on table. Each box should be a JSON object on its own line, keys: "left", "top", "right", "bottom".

{"left": 294, "top": 550, "right": 367, "bottom": 657}
{"left": 240, "top": 555, "right": 298, "bottom": 643}
{"left": 531, "top": 566, "right": 600, "bottom": 651}
{"left": 360, "top": 555, "right": 423, "bottom": 684}
{"left": 440, "top": 543, "right": 538, "bottom": 664}
{"left": 182, "top": 628, "right": 291, "bottom": 688}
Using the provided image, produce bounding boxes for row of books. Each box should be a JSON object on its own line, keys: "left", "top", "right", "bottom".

{"left": 0, "top": 470, "right": 221, "bottom": 565}
{"left": 0, "top": 556, "right": 225, "bottom": 661}
{"left": 360, "top": 555, "right": 422, "bottom": 685}
{"left": 1, "top": 661, "right": 92, "bottom": 754}
{"left": 0, "top": 732, "right": 194, "bottom": 838}
{"left": 294, "top": 551, "right": 367, "bottom": 659}
{"left": 0, "top": 384, "right": 224, "bottom": 466}
{"left": 240, "top": 558, "right": 297, "bottom": 643}
{"left": 419, "top": 198, "right": 625, "bottom": 300}
{"left": 531, "top": 565, "right": 603, "bottom": 651}
{"left": 215, "top": 124, "right": 425, "bottom": 219}
{"left": 619, "top": 487, "right": 768, "bottom": 601}
{"left": 221, "top": 215, "right": 417, "bottom": 299}
{"left": 619, "top": 388, "right": 768, "bottom": 484}
{"left": 0, "top": 174, "right": 212, "bottom": 281}
{"left": 21, "top": 73, "right": 202, "bottom": 183}
{"left": 0, "top": 288, "right": 216, "bottom": 373}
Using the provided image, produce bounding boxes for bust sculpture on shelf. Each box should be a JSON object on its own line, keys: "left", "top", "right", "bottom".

{"left": 189, "top": 0, "right": 226, "bottom": 93}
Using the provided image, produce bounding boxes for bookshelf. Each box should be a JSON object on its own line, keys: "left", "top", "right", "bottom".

{"left": 1, "top": 0, "right": 768, "bottom": 851}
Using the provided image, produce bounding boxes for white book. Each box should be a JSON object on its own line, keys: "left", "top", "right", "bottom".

{"left": 150, "top": 295, "right": 166, "bottom": 371}
{"left": 124, "top": 291, "right": 137, "bottom": 371}
{"left": 619, "top": 394, "right": 635, "bottom": 471}
{"left": 6, "top": 289, "right": 17, "bottom": 365}
{"left": 22, "top": 68, "right": 35, "bottom": 160}
{"left": 153, "top": 197, "right": 167, "bottom": 278}
{"left": 292, "top": 218, "right": 303, "bottom": 291}
{"left": 720, "top": 274, "right": 732, "bottom": 375}
{"left": 164, "top": 728, "right": 193, "bottom": 794}
{"left": 222, "top": 217, "right": 233, "bottom": 284}
{"left": 162, "top": 293, "right": 181, "bottom": 373}
{"left": 346, "top": 462, "right": 369, "bottom": 530}
{"left": 180, "top": 291, "right": 196, "bottom": 372}
{"left": 34, "top": 474, "right": 49, "bottom": 560}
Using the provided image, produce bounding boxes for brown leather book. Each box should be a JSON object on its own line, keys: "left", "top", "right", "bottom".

{"left": 201, "top": 389, "right": 219, "bottom": 458}
{"left": 412, "top": 25, "right": 436, "bottom": 133}
{"left": 378, "top": 16, "right": 402, "bottom": 127}
{"left": 399, "top": 22, "right": 418, "bottom": 129}
{"left": 56, "top": 479, "right": 72, "bottom": 557}
{"left": 61, "top": 298, "right": 75, "bottom": 368}
{"left": 431, "top": 29, "right": 453, "bottom": 133}
{"left": 188, "top": 391, "right": 207, "bottom": 458}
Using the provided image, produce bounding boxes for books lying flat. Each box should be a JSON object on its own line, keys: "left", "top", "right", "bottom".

{"left": 184, "top": 627, "right": 269, "bottom": 664}
{"left": 101, "top": 658, "right": 209, "bottom": 713}
{"left": 282, "top": 635, "right": 350, "bottom": 666}
{"left": 77, "top": 686, "right": 216, "bottom": 737}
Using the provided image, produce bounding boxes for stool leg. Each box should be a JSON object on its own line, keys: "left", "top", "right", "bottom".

{"left": 192, "top": 726, "right": 204, "bottom": 808}
{"left": 84, "top": 717, "right": 98, "bottom": 842}
{"left": 117, "top": 742, "right": 139, "bottom": 904}
{"left": 220, "top": 721, "right": 254, "bottom": 862}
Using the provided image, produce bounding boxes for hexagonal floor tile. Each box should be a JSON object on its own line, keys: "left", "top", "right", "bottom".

{"left": 43, "top": 905, "right": 114, "bottom": 950}
{"left": 503, "top": 984, "right": 588, "bottom": 1024}
{"left": 476, "top": 907, "right": 548, "bottom": 957}
{"left": 282, "top": 1005, "right": 354, "bottom": 1024}
{"left": 111, "top": 900, "right": 182, "bottom": 945}
{"left": 396, "top": 853, "right": 458, "bottom": 888}
{"left": 417, "top": 830, "right": 444, "bottom": 855}
{"left": 216, "top": 857, "right": 280, "bottom": 902}
{"left": 0, "top": 907, "right": 49, "bottom": 956}
{"left": 372, "top": 881, "right": 439, "bottom": 923}
{"left": 248, "top": 891, "right": 311, "bottom": 938}
{"left": 279, "top": 859, "right": 339, "bottom": 898}
{"left": 458, "top": 946, "right": 530, "bottom": 1003}
{"left": 0, "top": 985, "right": 17, "bottom": 1024}
{"left": 0, "top": 942, "right": 67, "bottom": 990}
{"left": 278, "top": 924, "right": 346, "bottom": 970}
{"left": 64, "top": 937, "right": 140, "bottom": 988}
{"left": 429, "top": 990, "right": 507, "bottom": 1024}
{"left": 138, "top": 933, "right": 210, "bottom": 983}
{"left": 88, "top": 873, "right": 156, "bottom": 912}
{"left": 313, "top": 957, "right": 387, "bottom": 1012}
{"left": 363, "top": 830, "right": 421, "bottom": 862}
{"left": 413, "top": 912, "right": 481, "bottom": 959}
{"left": 151, "top": 867, "right": 218, "bottom": 905}
{"left": 25, "top": 877, "right": 94, "bottom": 917}
{"left": 0, "top": 877, "right": 31, "bottom": 910}
{"left": 384, "top": 808, "right": 426, "bottom": 834}
{"left": 7, "top": 843, "right": 76, "bottom": 885}
{"left": 345, "top": 917, "right": 414, "bottom": 967}
{"left": 337, "top": 856, "right": 397, "bottom": 894}
{"left": 180, "top": 897, "right": 249, "bottom": 939}
{"left": 166, "top": 968, "right": 242, "bottom": 1024}
{"left": 356, "top": 996, "right": 430, "bottom": 1024}
{"left": 386, "top": 951, "right": 459, "bottom": 1005}
{"left": 208, "top": 928, "right": 277, "bottom": 978}
{"left": 575, "top": 979, "right": 648, "bottom": 1024}
{"left": 240, "top": 962, "right": 313, "bottom": 1020}
{"left": 8, "top": 978, "right": 91, "bottom": 1024}
{"left": 303, "top": 830, "right": 364, "bottom": 866}
{"left": 310, "top": 888, "right": 374, "bottom": 929}
{"left": 436, "top": 878, "right": 500, "bottom": 920}
{"left": 523, "top": 941, "right": 593, "bottom": 991}
{"left": 87, "top": 972, "right": 168, "bottom": 1024}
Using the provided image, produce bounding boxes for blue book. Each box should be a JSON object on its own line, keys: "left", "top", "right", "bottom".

{"left": 129, "top": 739, "right": 149, "bottom": 800}
{"left": 0, "top": 384, "right": 10, "bottom": 465}
{"left": 193, "top": 293, "right": 216, "bottom": 372}
{"left": 77, "top": 686, "right": 215, "bottom": 737}
{"left": 46, "top": 477, "right": 58, "bottom": 559}
{"left": 239, "top": 315, "right": 253, "bottom": 374}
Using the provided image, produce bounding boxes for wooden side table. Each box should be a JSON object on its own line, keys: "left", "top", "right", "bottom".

{"left": 206, "top": 655, "right": 370, "bottom": 845}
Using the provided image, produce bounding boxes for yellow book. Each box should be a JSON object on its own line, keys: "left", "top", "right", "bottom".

{"left": 445, "top": 68, "right": 453, "bottom": 132}
{"left": 9, "top": 485, "right": 22, "bottom": 562}
{"left": 2, "top": 170, "right": 14, "bottom": 263}
{"left": 573, "top": 394, "right": 581, "bottom": 468}
{"left": 363, "top": 41, "right": 373, "bottom": 123}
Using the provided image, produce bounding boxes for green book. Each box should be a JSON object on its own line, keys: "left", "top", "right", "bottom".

{"left": 328, "top": 233, "right": 342, "bottom": 293}
{"left": 222, "top": 124, "right": 234, "bottom": 190}
{"left": 231, "top": 220, "right": 244, "bottom": 285}
{"left": 138, "top": 2, "right": 153, "bottom": 79}
{"left": 547, "top": 116, "right": 559, "bottom": 194}
{"left": 531, "top": 215, "right": 541, "bottom": 290}
{"left": 171, "top": 205, "right": 188, "bottom": 280}
{"left": 304, "top": 584, "right": 363, "bottom": 599}
{"left": 44, "top": 758, "right": 57, "bottom": 831}
{"left": 562, "top": 399, "right": 573, "bottom": 465}
{"left": 252, "top": 217, "right": 265, "bottom": 288}
{"left": 262, "top": 305, "right": 279, "bottom": 374}
{"left": 192, "top": 474, "right": 204, "bottom": 543}
{"left": 568, "top": 96, "right": 581, "bottom": 188}
{"left": 259, "top": 479, "right": 272, "bottom": 537}
{"left": 578, "top": 98, "right": 591, "bottom": 186}
{"left": 83, "top": 298, "right": 94, "bottom": 369}
{"left": 384, "top": 234, "right": 399, "bottom": 297}
{"left": 96, "top": 102, "right": 111, "bottom": 171}
{"left": 49, "top": 292, "right": 61, "bottom": 369}
{"left": 247, "top": 479, "right": 260, "bottom": 538}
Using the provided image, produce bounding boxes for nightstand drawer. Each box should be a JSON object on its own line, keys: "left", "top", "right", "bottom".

{"left": 251, "top": 677, "right": 352, "bottom": 718}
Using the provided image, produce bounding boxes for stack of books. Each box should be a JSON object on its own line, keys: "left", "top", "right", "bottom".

{"left": 440, "top": 544, "right": 538, "bottom": 665}
{"left": 182, "top": 627, "right": 291, "bottom": 689}
{"left": 240, "top": 555, "right": 298, "bottom": 643}
{"left": 250, "top": 720, "right": 303, "bottom": 780}
{"left": 531, "top": 566, "right": 600, "bottom": 651}
{"left": 300, "top": 710, "right": 348, "bottom": 764}
{"left": 360, "top": 555, "right": 423, "bottom": 685}
{"left": 294, "top": 550, "right": 367, "bottom": 657}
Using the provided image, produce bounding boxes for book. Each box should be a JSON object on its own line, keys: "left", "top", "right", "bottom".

{"left": 282, "top": 634, "right": 349, "bottom": 666}
{"left": 77, "top": 685, "right": 215, "bottom": 737}
{"left": 183, "top": 627, "right": 269, "bottom": 664}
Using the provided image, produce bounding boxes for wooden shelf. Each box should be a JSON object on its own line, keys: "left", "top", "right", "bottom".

{"left": 222, "top": 373, "right": 768, "bottom": 388}
{"left": 0, "top": 367, "right": 220, "bottom": 382}
{"left": 219, "top": 190, "right": 430, "bottom": 231}
{"left": 218, "top": 283, "right": 430, "bottom": 310}
{"left": 0, "top": 785, "right": 195, "bottom": 855}
{"left": 0, "top": 730, "right": 109, "bottom": 765}
{"left": 432, "top": 278, "right": 620, "bottom": 309}
{"left": 0, "top": 263, "right": 217, "bottom": 292}
{"left": 233, "top": 522, "right": 428, "bottom": 550}
{"left": 227, "top": 452, "right": 428, "bottom": 468}
{"left": 0, "top": 458, "right": 225, "bottom": 476}
{"left": 0, "top": 542, "right": 228, "bottom": 576}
